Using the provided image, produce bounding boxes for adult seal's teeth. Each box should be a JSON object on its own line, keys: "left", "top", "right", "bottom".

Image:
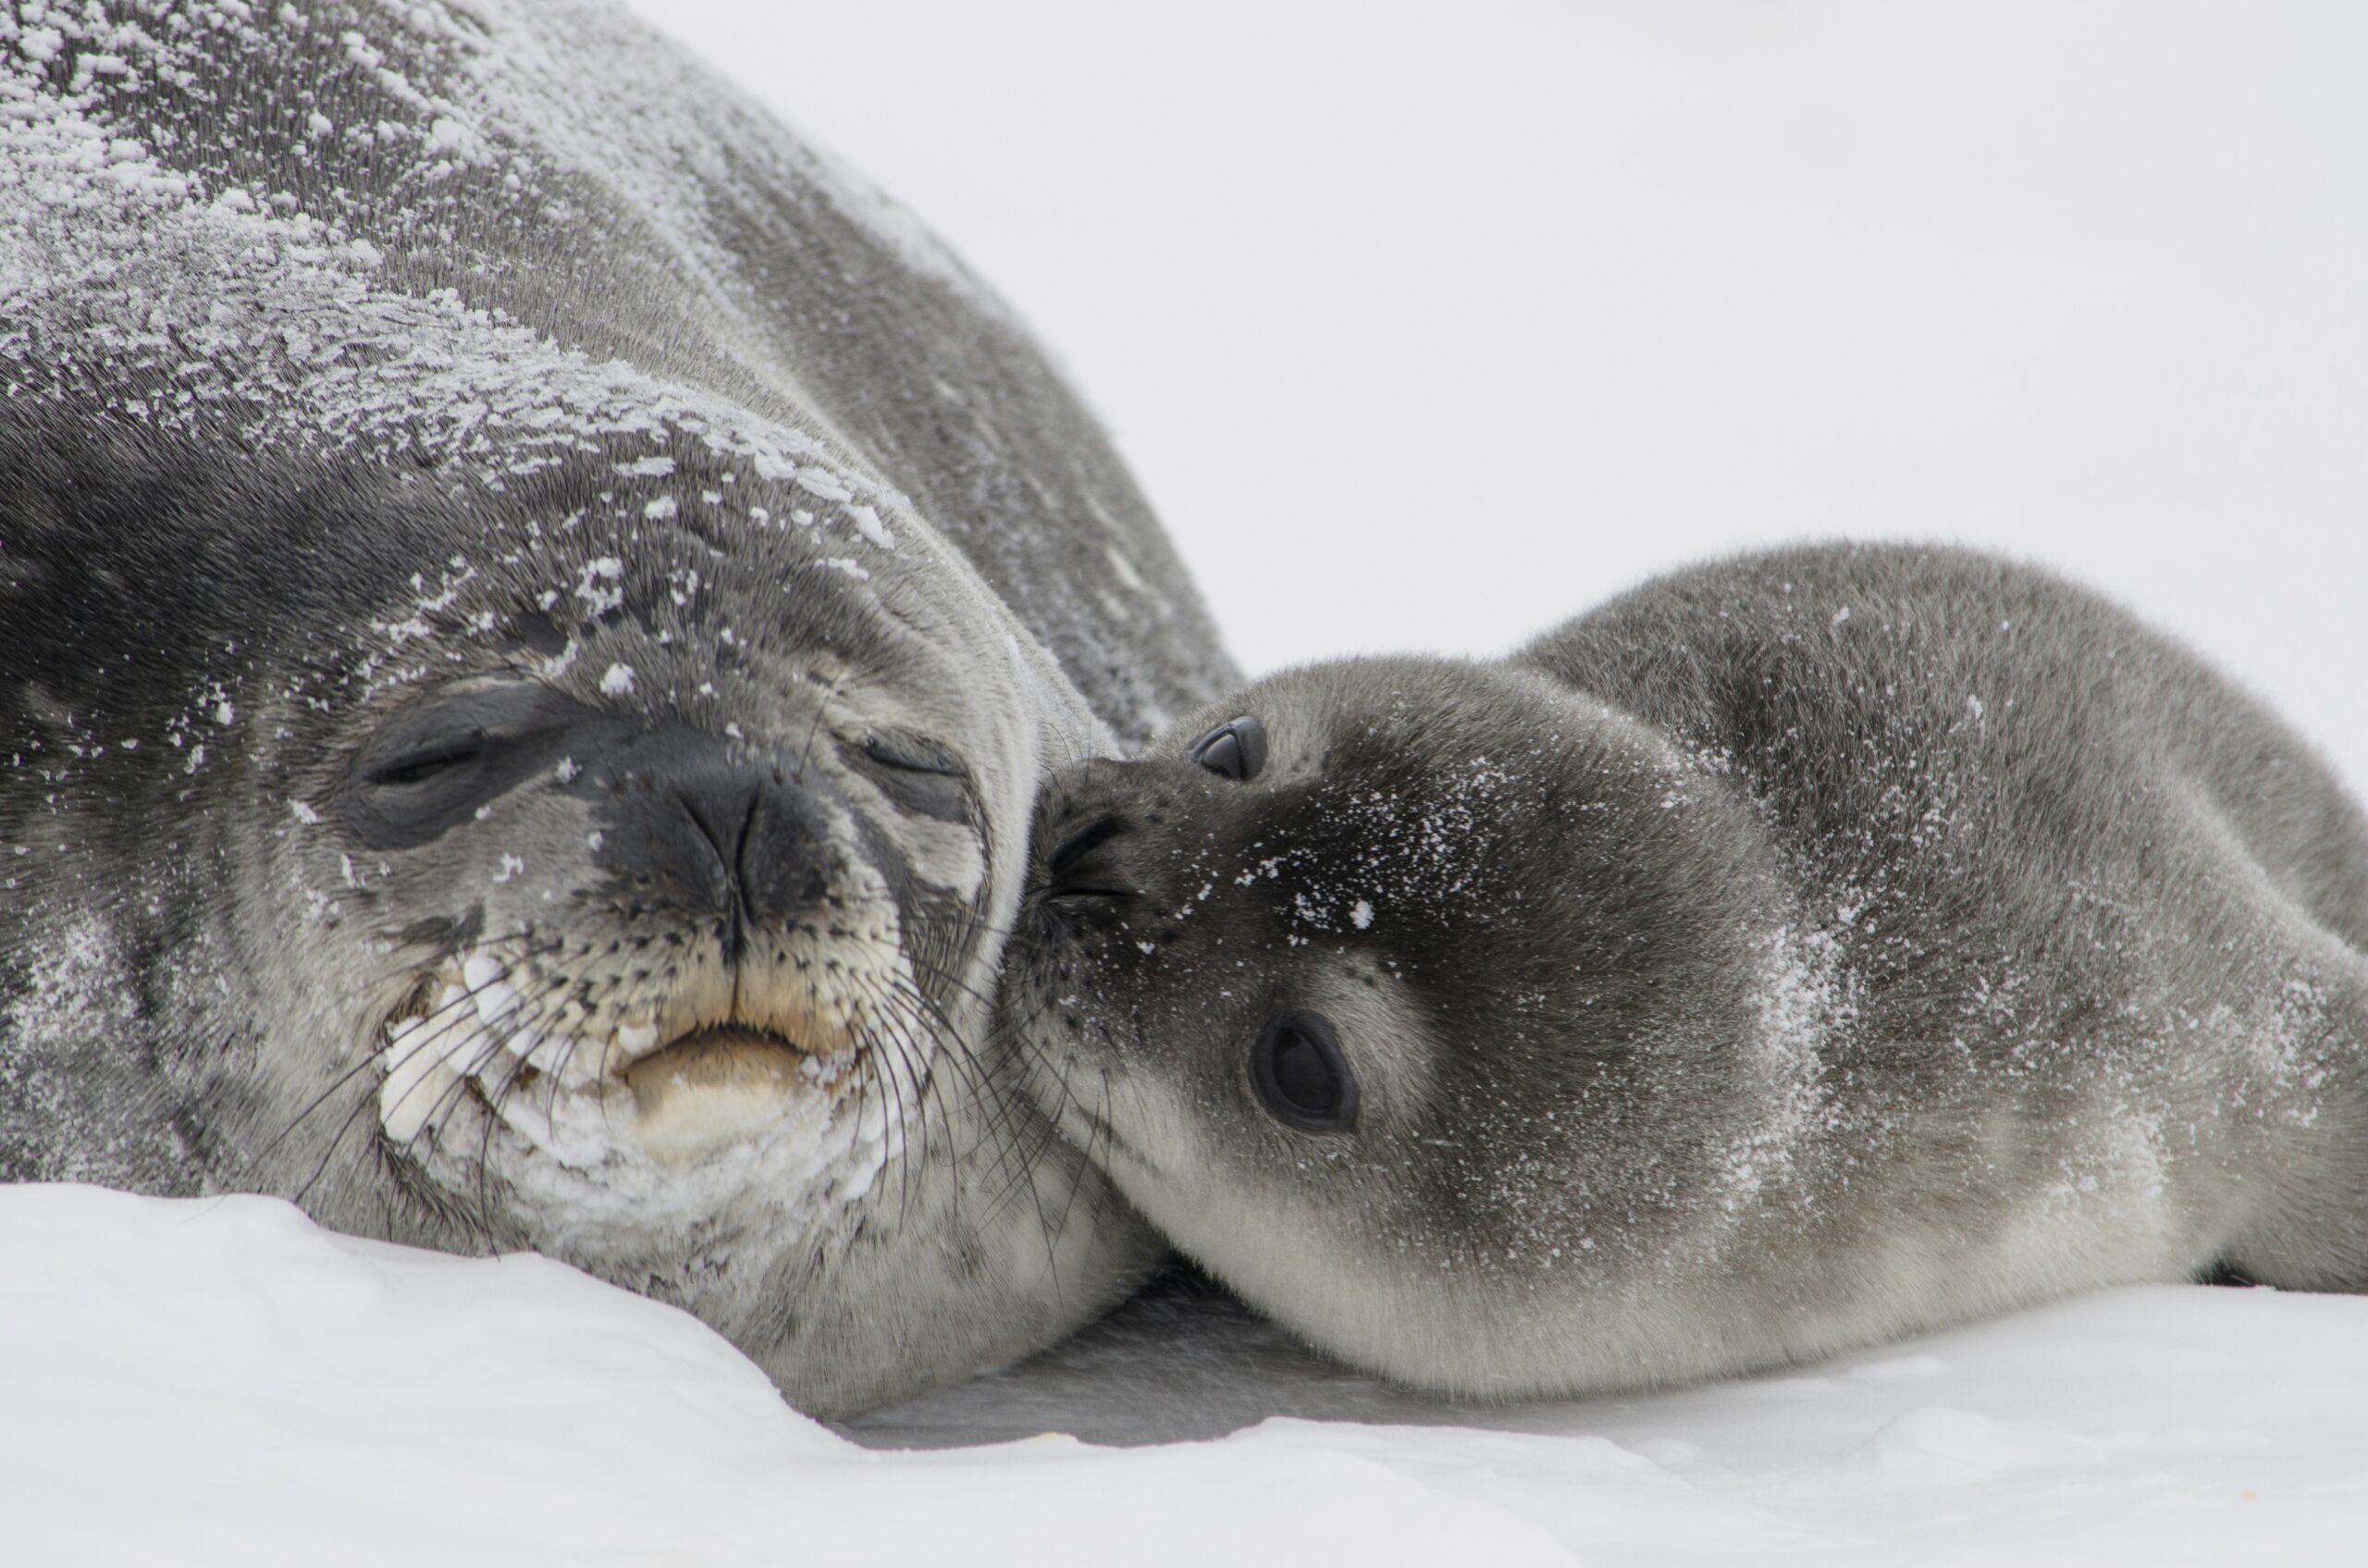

{"left": 379, "top": 1019, "right": 462, "bottom": 1145}
{"left": 473, "top": 981, "right": 524, "bottom": 1025}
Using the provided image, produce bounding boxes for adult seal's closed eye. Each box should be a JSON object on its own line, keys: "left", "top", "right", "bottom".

{"left": 0, "top": 0, "right": 1235, "bottom": 1417}
{"left": 1008, "top": 543, "right": 2368, "bottom": 1401}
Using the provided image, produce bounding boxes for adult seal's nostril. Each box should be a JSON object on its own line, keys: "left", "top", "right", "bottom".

{"left": 735, "top": 774, "right": 842, "bottom": 925}
{"left": 599, "top": 738, "right": 837, "bottom": 950}
{"left": 672, "top": 782, "right": 762, "bottom": 962}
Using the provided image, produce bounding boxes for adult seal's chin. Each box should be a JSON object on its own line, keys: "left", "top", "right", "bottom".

{"left": 0, "top": 2, "right": 1223, "bottom": 1415}
{"left": 619, "top": 1028, "right": 836, "bottom": 1166}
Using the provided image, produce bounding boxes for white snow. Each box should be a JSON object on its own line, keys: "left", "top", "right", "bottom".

{"left": 846, "top": 501, "right": 896, "bottom": 550}
{"left": 3, "top": 1184, "right": 2362, "bottom": 1566}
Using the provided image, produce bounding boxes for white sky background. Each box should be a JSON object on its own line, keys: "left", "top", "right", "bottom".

{"left": 623, "top": 0, "right": 2368, "bottom": 784}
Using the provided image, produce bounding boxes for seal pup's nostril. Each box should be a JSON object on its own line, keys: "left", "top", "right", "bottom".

{"left": 1047, "top": 814, "right": 1126, "bottom": 877}
{"left": 1043, "top": 814, "right": 1134, "bottom": 901}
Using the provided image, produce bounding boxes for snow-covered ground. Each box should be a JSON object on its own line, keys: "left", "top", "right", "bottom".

{"left": 7, "top": 1184, "right": 2365, "bottom": 1565}
{"left": 11, "top": 4, "right": 2368, "bottom": 1563}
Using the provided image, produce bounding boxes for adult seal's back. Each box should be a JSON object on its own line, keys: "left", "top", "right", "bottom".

{"left": 0, "top": 1, "right": 1235, "bottom": 1416}
{"left": 1009, "top": 544, "right": 2368, "bottom": 1400}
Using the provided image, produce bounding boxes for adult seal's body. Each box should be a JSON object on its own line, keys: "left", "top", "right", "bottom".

{"left": 1011, "top": 544, "right": 2368, "bottom": 1401}
{"left": 0, "top": 1, "right": 1235, "bottom": 1415}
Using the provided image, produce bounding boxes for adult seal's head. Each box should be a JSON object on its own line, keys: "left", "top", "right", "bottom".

{"left": 0, "top": 1, "right": 1233, "bottom": 1416}
{"left": 1009, "top": 547, "right": 2368, "bottom": 1401}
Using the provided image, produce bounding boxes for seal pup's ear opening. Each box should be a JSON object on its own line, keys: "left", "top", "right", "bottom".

{"left": 1250, "top": 1010, "right": 1359, "bottom": 1134}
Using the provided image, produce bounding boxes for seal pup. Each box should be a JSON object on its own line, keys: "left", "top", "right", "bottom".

{"left": 1007, "top": 543, "right": 2368, "bottom": 1400}
{"left": 0, "top": 1, "right": 1235, "bottom": 1415}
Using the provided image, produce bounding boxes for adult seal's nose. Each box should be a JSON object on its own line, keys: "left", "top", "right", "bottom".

{"left": 598, "top": 733, "right": 838, "bottom": 961}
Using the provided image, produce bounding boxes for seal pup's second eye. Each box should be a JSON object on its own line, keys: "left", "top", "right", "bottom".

{"left": 1251, "top": 1010, "right": 1358, "bottom": 1133}
{"left": 1189, "top": 715, "right": 1267, "bottom": 781}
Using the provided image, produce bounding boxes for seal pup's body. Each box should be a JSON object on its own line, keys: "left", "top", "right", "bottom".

{"left": 1011, "top": 543, "right": 2368, "bottom": 1400}
{"left": 0, "top": 1, "right": 1233, "bottom": 1415}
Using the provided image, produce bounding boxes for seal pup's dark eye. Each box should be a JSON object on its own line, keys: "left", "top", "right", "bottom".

{"left": 1250, "top": 1010, "right": 1358, "bottom": 1134}
{"left": 1189, "top": 715, "right": 1266, "bottom": 782}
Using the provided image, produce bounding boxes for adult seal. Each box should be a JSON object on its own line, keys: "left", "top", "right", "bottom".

{"left": 0, "top": 1, "right": 1235, "bottom": 1416}
{"left": 1010, "top": 543, "right": 2368, "bottom": 1400}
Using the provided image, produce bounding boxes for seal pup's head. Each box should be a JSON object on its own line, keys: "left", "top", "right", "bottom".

{"left": 1006, "top": 657, "right": 1832, "bottom": 1399}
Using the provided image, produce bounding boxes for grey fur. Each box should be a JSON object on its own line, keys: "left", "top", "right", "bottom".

{"left": 0, "top": 0, "right": 1235, "bottom": 1416}
{"left": 1006, "top": 543, "right": 2368, "bottom": 1401}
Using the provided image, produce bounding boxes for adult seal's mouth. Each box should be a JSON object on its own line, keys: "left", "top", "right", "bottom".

{"left": 377, "top": 962, "right": 869, "bottom": 1170}
{"left": 0, "top": 0, "right": 1238, "bottom": 1416}
{"left": 620, "top": 1026, "right": 838, "bottom": 1162}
